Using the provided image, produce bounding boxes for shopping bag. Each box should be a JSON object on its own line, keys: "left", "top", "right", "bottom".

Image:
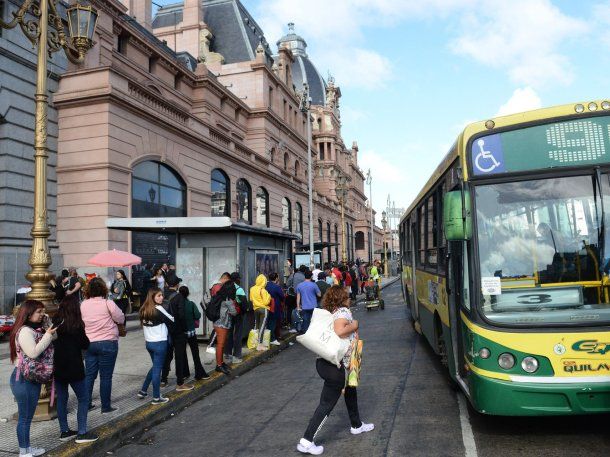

{"left": 204, "top": 332, "right": 217, "bottom": 364}
{"left": 296, "top": 308, "right": 350, "bottom": 368}
{"left": 347, "top": 339, "right": 363, "bottom": 387}
{"left": 247, "top": 329, "right": 258, "bottom": 350}
{"left": 262, "top": 329, "right": 271, "bottom": 348}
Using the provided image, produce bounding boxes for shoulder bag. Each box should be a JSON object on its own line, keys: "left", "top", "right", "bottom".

{"left": 296, "top": 308, "right": 350, "bottom": 368}
{"left": 106, "top": 299, "right": 126, "bottom": 337}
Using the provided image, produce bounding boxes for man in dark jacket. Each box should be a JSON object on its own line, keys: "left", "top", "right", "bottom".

{"left": 315, "top": 272, "right": 330, "bottom": 305}
{"left": 266, "top": 272, "right": 285, "bottom": 344}
{"left": 161, "top": 273, "right": 193, "bottom": 391}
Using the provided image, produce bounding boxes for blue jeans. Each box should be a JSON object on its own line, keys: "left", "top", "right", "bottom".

{"left": 141, "top": 340, "right": 168, "bottom": 399}
{"left": 301, "top": 309, "right": 314, "bottom": 333}
{"left": 85, "top": 340, "right": 119, "bottom": 411}
{"left": 10, "top": 368, "right": 41, "bottom": 450}
{"left": 56, "top": 378, "right": 89, "bottom": 435}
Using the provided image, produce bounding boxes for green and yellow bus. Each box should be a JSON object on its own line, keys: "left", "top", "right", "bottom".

{"left": 399, "top": 100, "right": 610, "bottom": 415}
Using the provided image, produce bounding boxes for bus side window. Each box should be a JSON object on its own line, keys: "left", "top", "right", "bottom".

{"left": 462, "top": 241, "right": 471, "bottom": 311}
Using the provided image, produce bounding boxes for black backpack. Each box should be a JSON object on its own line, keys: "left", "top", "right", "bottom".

{"left": 204, "top": 292, "right": 223, "bottom": 322}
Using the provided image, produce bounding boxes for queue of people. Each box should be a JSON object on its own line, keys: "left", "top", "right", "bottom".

{"left": 9, "top": 258, "right": 382, "bottom": 456}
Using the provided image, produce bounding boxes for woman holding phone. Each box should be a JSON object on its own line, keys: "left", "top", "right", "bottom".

{"left": 9, "top": 300, "right": 57, "bottom": 457}
{"left": 53, "top": 294, "right": 98, "bottom": 443}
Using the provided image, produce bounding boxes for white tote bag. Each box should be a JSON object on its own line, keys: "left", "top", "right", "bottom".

{"left": 296, "top": 308, "right": 350, "bottom": 368}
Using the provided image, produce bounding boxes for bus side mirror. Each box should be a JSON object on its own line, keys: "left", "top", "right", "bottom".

{"left": 443, "top": 191, "right": 472, "bottom": 241}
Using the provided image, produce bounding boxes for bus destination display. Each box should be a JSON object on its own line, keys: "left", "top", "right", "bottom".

{"left": 470, "top": 115, "right": 610, "bottom": 176}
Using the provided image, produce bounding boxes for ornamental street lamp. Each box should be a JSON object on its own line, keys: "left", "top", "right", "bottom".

{"left": 336, "top": 173, "right": 349, "bottom": 263}
{"left": 299, "top": 83, "right": 314, "bottom": 269}
{"left": 366, "top": 169, "right": 373, "bottom": 263}
{"left": 1, "top": 1, "right": 98, "bottom": 310}
{"left": 381, "top": 210, "right": 389, "bottom": 278}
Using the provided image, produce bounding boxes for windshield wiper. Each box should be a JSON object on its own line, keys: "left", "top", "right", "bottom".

{"left": 594, "top": 168, "right": 606, "bottom": 274}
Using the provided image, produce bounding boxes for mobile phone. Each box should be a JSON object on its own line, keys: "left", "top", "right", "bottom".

{"left": 53, "top": 319, "right": 65, "bottom": 329}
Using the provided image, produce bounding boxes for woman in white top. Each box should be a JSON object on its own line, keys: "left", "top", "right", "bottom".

{"left": 9, "top": 300, "right": 58, "bottom": 457}
{"left": 297, "top": 286, "right": 374, "bottom": 455}
{"left": 138, "top": 288, "right": 174, "bottom": 404}
{"left": 153, "top": 268, "right": 165, "bottom": 291}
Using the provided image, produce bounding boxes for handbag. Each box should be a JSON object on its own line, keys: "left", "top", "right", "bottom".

{"left": 204, "top": 332, "right": 217, "bottom": 364}
{"left": 269, "top": 297, "right": 275, "bottom": 313}
{"left": 347, "top": 338, "right": 363, "bottom": 387}
{"left": 296, "top": 308, "right": 350, "bottom": 368}
{"left": 106, "top": 300, "right": 127, "bottom": 337}
{"left": 262, "top": 329, "right": 271, "bottom": 349}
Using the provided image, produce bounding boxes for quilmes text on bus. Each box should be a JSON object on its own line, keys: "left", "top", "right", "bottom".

{"left": 399, "top": 100, "right": 610, "bottom": 416}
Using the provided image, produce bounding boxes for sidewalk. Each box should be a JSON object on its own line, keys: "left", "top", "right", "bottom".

{"left": 0, "top": 276, "right": 400, "bottom": 457}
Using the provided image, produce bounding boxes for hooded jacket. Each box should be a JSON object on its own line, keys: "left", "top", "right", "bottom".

{"left": 250, "top": 274, "right": 272, "bottom": 311}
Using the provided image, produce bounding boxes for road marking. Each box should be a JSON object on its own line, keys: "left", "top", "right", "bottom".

{"left": 457, "top": 394, "right": 478, "bottom": 457}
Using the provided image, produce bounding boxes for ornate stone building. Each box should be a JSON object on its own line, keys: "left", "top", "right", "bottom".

{"left": 0, "top": 0, "right": 383, "bottom": 310}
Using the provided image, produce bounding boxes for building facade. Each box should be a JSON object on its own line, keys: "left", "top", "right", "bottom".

{"left": 0, "top": 0, "right": 383, "bottom": 311}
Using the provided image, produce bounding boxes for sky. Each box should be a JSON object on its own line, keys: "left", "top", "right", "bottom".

{"left": 154, "top": 0, "right": 610, "bottom": 223}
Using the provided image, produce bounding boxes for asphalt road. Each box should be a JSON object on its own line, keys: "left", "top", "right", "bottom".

{"left": 112, "top": 283, "right": 610, "bottom": 457}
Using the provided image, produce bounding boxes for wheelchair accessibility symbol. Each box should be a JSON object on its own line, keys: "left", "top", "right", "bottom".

{"left": 471, "top": 134, "right": 505, "bottom": 175}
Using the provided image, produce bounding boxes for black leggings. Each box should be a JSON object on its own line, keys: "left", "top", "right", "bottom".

{"left": 303, "top": 359, "right": 362, "bottom": 442}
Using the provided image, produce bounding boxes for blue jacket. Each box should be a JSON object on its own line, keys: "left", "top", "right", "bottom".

{"left": 266, "top": 281, "right": 285, "bottom": 317}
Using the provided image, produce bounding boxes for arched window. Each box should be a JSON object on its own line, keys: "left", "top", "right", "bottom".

{"left": 284, "top": 152, "right": 289, "bottom": 170}
{"left": 294, "top": 202, "right": 303, "bottom": 236}
{"left": 236, "top": 178, "right": 252, "bottom": 224}
{"left": 334, "top": 224, "right": 339, "bottom": 261}
{"left": 318, "top": 218, "right": 323, "bottom": 242}
{"left": 256, "top": 187, "right": 269, "bottom": 227}
{"left": 326, "top": 222, "right": 331, "bottom": 263}
{"left": 355, "top": 231, "right": 365, "bottom": 250}
{"left": 294, "top": 160, "right": 300, "bottom": 177}
{"left": 132, "top": 160, "right": 186, "bottom": 218}
{"left": 211, "top": 169, "right": 230, "bottom": 217}
{"left": 282, "top": 198, "right": 292, "bottom": 231}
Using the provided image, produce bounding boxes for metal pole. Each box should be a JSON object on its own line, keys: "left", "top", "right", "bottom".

{"left": 25, "top": 0, "right": 55, "bottom": 309}
{"left": 366, "top": 169, "right": 373, "bottom": 262}
{"left": 306, "top": 86, "right": 314, "bottom": 270}
{"left": 341, "top": 197, "right": 347, "bottom": 263}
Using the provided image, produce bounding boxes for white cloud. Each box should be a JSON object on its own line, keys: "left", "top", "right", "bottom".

{"left": 451, "top": 0, "right": 587, "bottom": 88}
{"left": 495, "top": 87, "right": 542, "bottom": 117}
{"left": 253, "top": 0, "right": 476, "bottom": 89}
{"left": 341, "top": 106, "right": 368, "bottom": 123}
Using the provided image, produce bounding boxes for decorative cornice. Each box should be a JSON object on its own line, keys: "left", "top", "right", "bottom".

{"left": 128, "top": 81, "right": 188, "bottom": 124}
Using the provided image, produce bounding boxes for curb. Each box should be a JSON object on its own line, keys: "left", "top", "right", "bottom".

{"left": 48, "top": 334, "right": 298, "bottom": 457}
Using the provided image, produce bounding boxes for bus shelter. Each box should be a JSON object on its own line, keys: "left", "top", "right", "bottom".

{"left": 106, "top": 216, "right": 299, "bottom": 337}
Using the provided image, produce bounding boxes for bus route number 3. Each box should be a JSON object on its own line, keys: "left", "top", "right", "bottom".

{"left": 516, "top": 294, "right": 553, "bottom": 305}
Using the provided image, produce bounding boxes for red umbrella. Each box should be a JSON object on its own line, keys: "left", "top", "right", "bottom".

{"left": 87, "top": 249, "right": 142, "bottom": 268}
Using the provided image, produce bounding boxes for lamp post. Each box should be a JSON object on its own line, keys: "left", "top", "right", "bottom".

{"left": 1, "top": 1, "right": 98, "bottom": 310}
{"left": 366, "top": 169, "right": 373, "bottom": 263}
{"left": 336, "top": 173, "right": 349, "bottom": 263}
{"left": 300, "top": 83, "right": 314, "bottom": 269}
{"left": 381, "top": 211, "right": 388, "bottom": 278}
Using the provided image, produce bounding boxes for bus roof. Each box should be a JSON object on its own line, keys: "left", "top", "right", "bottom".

{"left": 399, "top": 98, "right": 609, "bottom": 224}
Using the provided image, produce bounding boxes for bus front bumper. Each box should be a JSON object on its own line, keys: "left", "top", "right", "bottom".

{"left": 470, "top": 372, "right": 610, "bottom": 416}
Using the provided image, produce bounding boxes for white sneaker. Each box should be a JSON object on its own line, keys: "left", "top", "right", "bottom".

{"left": 270, "top": 340, "right": 281, "bottom": 346}
{"left": 231, "top": 357, "right": 243, "bottom": 364}
{"left": 289, "top": 329, "right": 298, "bottom": 334}
{"left": 350, "top": 422, "right": 375, "bottom": 435}
{"left": 223, "top": 354, "right": 232, "bottom": 363}
{"left": 31, "top": 448, "right": 46, "bottom": 457}
{"left": 297, "top": 438, "right": 324, "bottom": 455}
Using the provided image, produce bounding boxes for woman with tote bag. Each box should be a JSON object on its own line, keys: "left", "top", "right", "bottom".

{"left": 296, "top": 286, "right": 374, "bottom": 455}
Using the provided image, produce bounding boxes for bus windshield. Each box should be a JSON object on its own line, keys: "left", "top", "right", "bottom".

{"left": 475, "top": 175, "right": 610, "bottom": 326}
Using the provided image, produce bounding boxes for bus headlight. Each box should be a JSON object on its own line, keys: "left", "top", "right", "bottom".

{"left": 521, "top": 356, "right": 539, "bottom": 373}
{"left": 498, "top": 353, "right": 515, "bottom": 369}
{"left": 478, "top": 348, "right": 491, "bottom": 359}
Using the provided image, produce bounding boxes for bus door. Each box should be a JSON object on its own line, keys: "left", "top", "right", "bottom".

{"left": 410, "top": 221, "right": 420, "bottom": 322}
{"left": 448, "top": 240, "right": 469, "bottom": 385}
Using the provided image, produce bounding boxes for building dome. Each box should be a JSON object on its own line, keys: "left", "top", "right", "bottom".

{"left": 277, "top": 23, "right": 326, "bottom": 106}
